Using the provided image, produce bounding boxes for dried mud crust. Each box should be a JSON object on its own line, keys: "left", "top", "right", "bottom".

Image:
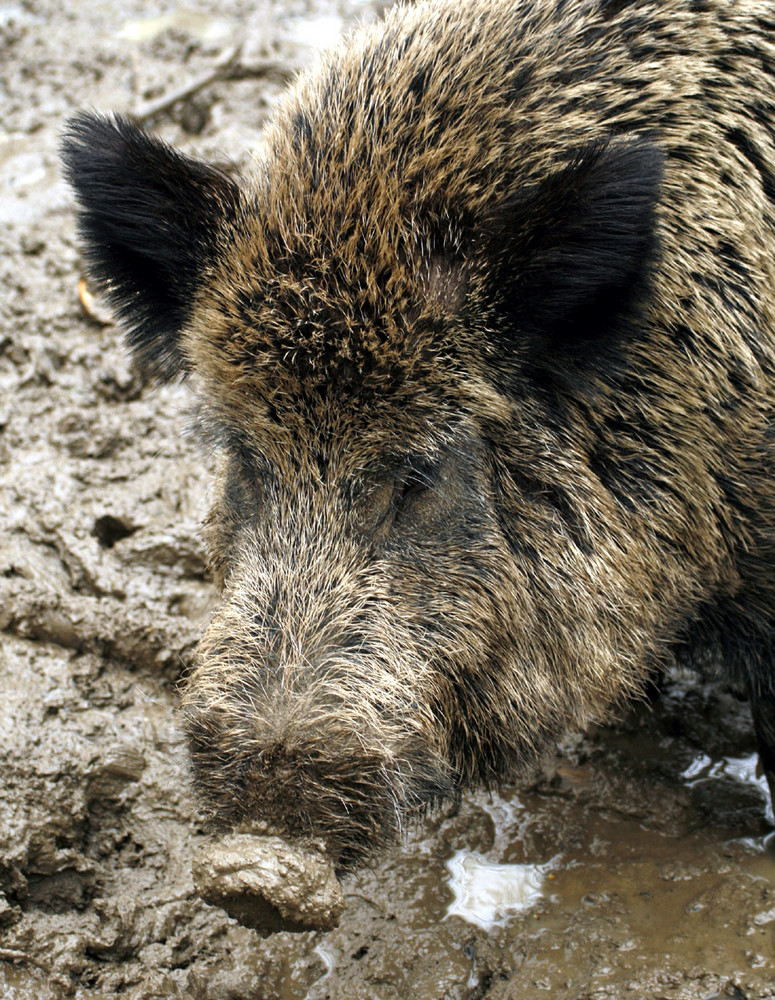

{"left": 1, "top": 1, "right": 774, "bottom": 998}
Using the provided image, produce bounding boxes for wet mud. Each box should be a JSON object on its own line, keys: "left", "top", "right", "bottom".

{"left": 1, "top": 1, "right": 774, "bottom": 997}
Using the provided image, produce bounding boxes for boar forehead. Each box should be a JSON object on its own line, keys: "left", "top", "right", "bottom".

{"left": 185, "top": 218, "right": 472, "bottom": 403}
{"left": 186, "top": 257, "right": 514, "bottom": 497}
{"left": 199, "top": 386, "right": 476, "bottom": 493}
{"left": 185, "top": 234, "right": 499, "bottom": 479}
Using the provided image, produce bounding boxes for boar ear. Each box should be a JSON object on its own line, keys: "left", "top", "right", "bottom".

{"left": 61, "top": 112, "right": 241, "bottom": 381}
{"left": 480, "top": 137, "right": 664, "bottom": 362}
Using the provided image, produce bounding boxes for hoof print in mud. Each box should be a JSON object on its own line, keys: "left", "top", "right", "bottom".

{"left": 192, "top": 834, "right": 345, "bottom": 934}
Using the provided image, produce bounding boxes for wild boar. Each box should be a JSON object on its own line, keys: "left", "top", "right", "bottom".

{"left": 63, "top": 0, "right": 775, "bottom": 887}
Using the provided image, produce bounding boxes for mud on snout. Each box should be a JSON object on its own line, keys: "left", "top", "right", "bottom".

{"left": 182, "top": 559, "right": 453, "bottom": 875}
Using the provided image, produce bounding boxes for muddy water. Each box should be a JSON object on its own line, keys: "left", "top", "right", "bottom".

{"left": 1, "top": 1, "right": 774, "bottom": 997}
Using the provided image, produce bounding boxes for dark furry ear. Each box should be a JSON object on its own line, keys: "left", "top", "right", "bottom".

{"left": 61, "top": 112, "right": 241, "bottom": 381}
{"left": 480, "top": 137, "right": 664, "bottom": 361}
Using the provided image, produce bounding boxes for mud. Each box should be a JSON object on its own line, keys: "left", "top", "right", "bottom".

{"left": 1, "top": 1, "right": 774, "bottom": 997}
{"left": 192, "top": 835, "right": 345, "bottom": 934}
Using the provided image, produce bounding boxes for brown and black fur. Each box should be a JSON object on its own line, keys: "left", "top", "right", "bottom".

{"left": 62, "top": 0, "right": 775, "bottom": 871}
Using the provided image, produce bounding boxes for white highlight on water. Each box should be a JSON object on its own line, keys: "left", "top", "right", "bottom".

{"left": 681, "top": 749, "right": 774, "bottom": 825}
{"left": 313, "top": 942, "right": 337, "bottom": 979}
{"left": 445, "top": 850, "right": 544, "bottom": 930}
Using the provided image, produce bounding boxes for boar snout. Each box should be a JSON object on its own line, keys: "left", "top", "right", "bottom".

{"left": 183, "top": 585, "right": 452, "bottom": 871}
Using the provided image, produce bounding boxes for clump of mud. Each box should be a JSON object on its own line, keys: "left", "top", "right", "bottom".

{"left": 193, "top": 834, "right": 345, "bottom": 934}
{"left": 1, "top": 1, "right": 774, "bottom": 998}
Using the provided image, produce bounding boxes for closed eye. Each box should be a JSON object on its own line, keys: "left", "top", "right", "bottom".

{"left": 356, "top": 454, "right": 444, "bottom": 539}
{"left": 398, "top": 471, "right": 431, "bottom": 502}
{"left": 394, "top": 459, "right": 440, "bottom": 513}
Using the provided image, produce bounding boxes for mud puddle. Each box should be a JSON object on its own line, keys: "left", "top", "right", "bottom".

{"left": 288, "top": 679, "right": 775, "bottom": 1000}
{"left": 1, "top": 0, "right": 774, "bottom": 997}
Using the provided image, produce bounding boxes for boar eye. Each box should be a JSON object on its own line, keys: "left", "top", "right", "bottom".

{"left": 359, "top": 457, "right": 441, "bottom": 538}
{"left": 398, "top": 473, "right": 430, "bottom": 503}
{"left": 394, "top": 460, "right": 438, "bottom": 514}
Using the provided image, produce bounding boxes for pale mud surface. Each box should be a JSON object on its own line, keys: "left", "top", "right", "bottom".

{"left": 1, "top": 1, "right": 775, "bottom": 997}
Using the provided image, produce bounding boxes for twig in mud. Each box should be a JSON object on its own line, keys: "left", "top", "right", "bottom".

{"left": 78, "top": 278, "right": 113, "bottom": 326}
{"left": 0, "top": 948, "right": 52, "bottom": 975}
{"left": 133, "top": 44, "right": 241, "bottom": 122}
{"left": 132, "top": 44, "right": 291, "bottom": 123}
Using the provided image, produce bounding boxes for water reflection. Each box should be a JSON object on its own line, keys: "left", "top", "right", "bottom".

{"left": 445, "top": 849, "right": 545, "bottom": 930}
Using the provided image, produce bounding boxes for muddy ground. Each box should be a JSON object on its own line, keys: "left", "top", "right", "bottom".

{"left": 1, "top": 1, "right": 774, "bottom": 997}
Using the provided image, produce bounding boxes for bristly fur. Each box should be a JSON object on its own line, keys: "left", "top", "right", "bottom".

{"left": 64, "top": 0, "right": 775, "bottom": 869}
